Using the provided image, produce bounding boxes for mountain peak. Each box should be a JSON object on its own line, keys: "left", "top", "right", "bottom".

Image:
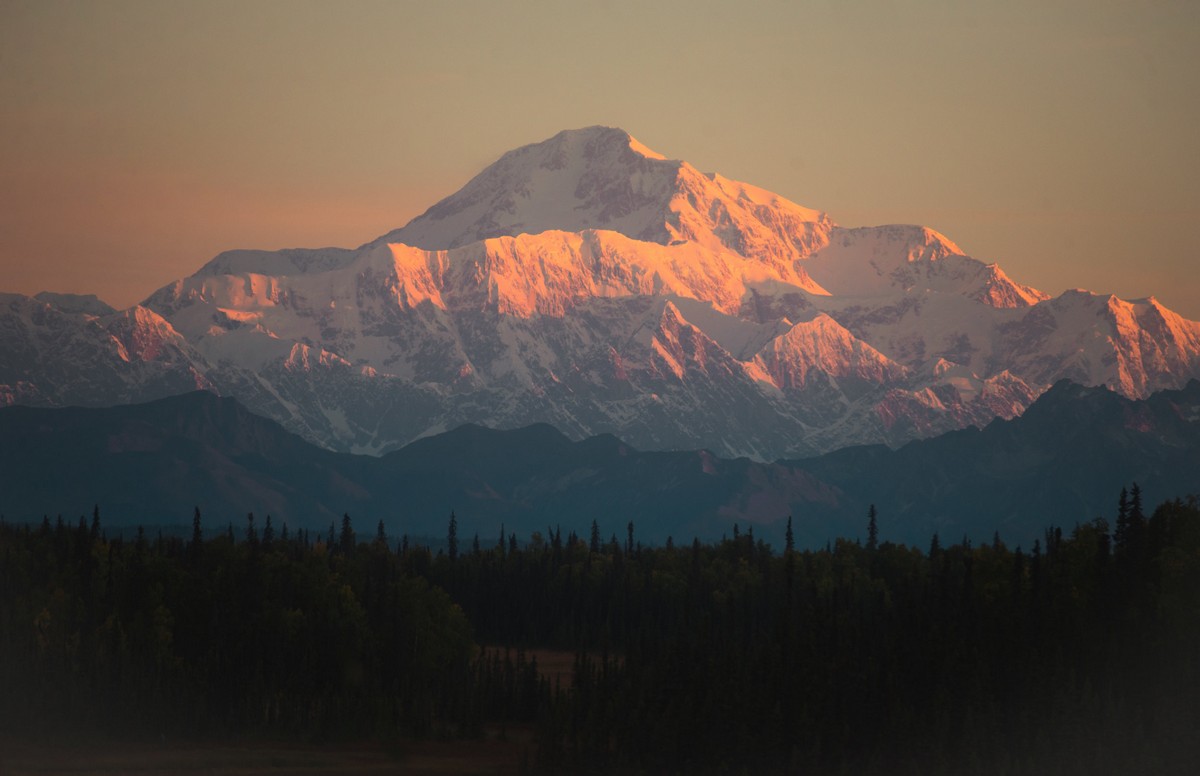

{"left": 33, "top": 291, "right": 116, "bottom": 316}
{"left": 544, "top": 125, "right": 668, "bottom": 161}
{"left": 374, "top": 126, "right": 833, "bottom": 292}
{"left": 375, "top": 126, "right": 685, "bottom": 251}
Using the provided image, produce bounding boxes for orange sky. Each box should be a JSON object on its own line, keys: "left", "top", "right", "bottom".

{"left": 2, "top": 0, "right": 1198, "bottom": 318}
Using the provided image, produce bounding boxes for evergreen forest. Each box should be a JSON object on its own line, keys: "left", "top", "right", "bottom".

{"left": 1, "top": 489, "right": 1197, "bottom": 774}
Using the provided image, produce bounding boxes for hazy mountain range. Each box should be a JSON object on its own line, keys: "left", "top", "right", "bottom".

{"left": 3, "top": 380, "right": 1196, "bottom": 548}
{"left": 4, "top": 127, "right": 1200, "bottom": 461}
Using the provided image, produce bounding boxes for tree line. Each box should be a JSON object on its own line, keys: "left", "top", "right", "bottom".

{"left": 1, "top": 487, "right": 1197, "bottom": 774}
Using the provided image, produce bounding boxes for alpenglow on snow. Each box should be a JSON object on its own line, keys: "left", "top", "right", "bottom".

{"left": 4, "top": 126, "right": 1200, "bottom": 458}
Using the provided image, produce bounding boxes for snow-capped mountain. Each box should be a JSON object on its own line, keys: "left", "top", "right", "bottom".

{"left": 0, "top": 292, "right": 211, "bottom": 407}
{"left": 5, "top": 127, "right": 1200, "bottom": 459}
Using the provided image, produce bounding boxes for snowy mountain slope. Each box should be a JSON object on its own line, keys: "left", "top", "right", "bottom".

{"left": 374, "top": 126, "right": 685, "bottom": 250}
{"left": 800, "top": 224, "right": 1047, "bottom": 307}
{"left": 376, "top": 127, "right": 832, "bottom": 275}
{"left": 993, "top": 290, "right": 1200, "bottom": 398}
{"left": 4, "top": 126, "right": 1200, "bottom": 459}
{"left": 0, "top": 293, "right": 211, "bottom": 406}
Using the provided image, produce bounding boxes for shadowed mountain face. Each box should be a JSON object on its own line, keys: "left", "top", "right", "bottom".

{"left": 0, "top": 393, "right": 364, "bottom": 531}
{"left": 3, "top": 381, "right": 1197, "bottom": 548}
{"left": 793, "top": 379, "right": 1200, "bottom": 543}
{"left": 4, "top": 128, "right": 1200, "bottom": 461}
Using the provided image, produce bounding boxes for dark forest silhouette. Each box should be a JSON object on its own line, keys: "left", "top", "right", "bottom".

{"left": 1, "top": 489, "right": 1197, "bottom": 774}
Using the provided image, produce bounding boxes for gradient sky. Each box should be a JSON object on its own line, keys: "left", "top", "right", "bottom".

{"left": 2, "top": 0, "right": 1198, "bottom": 318}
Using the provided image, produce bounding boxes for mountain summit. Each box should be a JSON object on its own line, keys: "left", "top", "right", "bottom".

{"left": 4, "top": 128, "right": 1199, "bottom": 458}
{"left": 379, "top": 126, "right": 691, "bottom": 249}
{"left": 379, "top": 127, "right": 831, "bottom": 278}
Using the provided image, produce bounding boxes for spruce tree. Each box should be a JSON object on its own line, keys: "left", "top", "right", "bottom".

{"left": 447, "top": 511, "right": 459, "bottom": 561}
{"left": 1115, "top": 486, "right": 1131, "bottom": 552}
{"left": 1126, "top": 483, "right": 1147, "bottom": 561}
{"left": 191, "top": 506, "right": 202, "bottom": 547}
{"left": 867, "top": 505, "right": 878, "bottom": 552}
{"left": 340, "top": 513, "right": 354, "bottom": 553}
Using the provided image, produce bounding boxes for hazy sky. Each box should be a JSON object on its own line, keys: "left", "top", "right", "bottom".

{"left": 2, "top": 0, "right": 1198, "bottom": 317}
